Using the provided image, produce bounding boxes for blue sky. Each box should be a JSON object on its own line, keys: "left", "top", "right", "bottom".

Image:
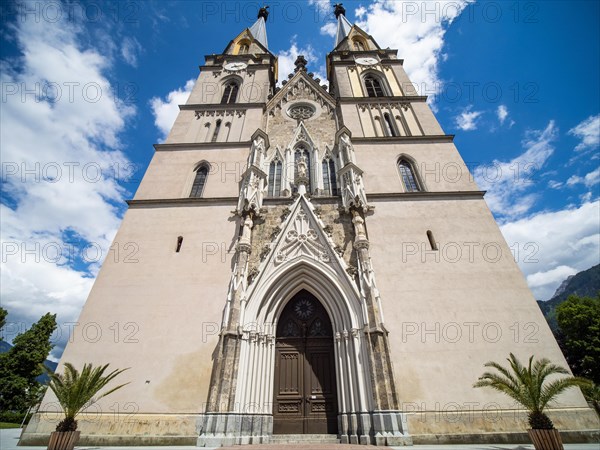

{"left": 1, "top": 0, "right": 599, "bottom": 359}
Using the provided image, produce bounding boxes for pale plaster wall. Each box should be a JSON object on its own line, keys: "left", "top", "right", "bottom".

{"left": 134, "top": 148, "right": 249, "bottom": 200}
{"left": 187, "top": 64, "right": 271, "bottom": 106}
{"left": 166, "top": 109, "right": 263, "bottom": 145}
{"left": 366, "top": 197, "right": 589, "bottom": 410}
{"left": 354, "top": 142, "right": 480, "bottom": 193}
{"left": 39, "top": 204, "right": 238, "bottom": 415}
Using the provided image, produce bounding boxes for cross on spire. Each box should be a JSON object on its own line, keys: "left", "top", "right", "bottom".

{"left": 258, "top": 5, "right": 269, "bottom": 21}
{"left": 334, "top": 3, "right": 346, "bottom": 18}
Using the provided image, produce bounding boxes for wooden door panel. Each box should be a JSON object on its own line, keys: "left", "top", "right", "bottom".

{"left": 278, "top": 351, "right": 300, "bottom": 394}
{"left": 273, "top": 291, "right": 338, "bottom": 435}
{"left": 305, "top": 347, "right": 337, "bottom": 434}
{"left": 273, "top": 348, "right": 304, "bottom": 434}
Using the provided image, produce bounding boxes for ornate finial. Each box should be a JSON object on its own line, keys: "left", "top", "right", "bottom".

{"left": 334, "top": 3, "right": 346, "bottom": 18}
{"left": 258, "top": 5, "right": 269, "bottom": 21}
{"left": 294, "top": 55, "right": 308, "bottom": 72}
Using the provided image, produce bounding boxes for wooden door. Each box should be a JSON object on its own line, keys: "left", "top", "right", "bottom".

{"left": 273, "top": 290, "right": 338, "bottom": 434}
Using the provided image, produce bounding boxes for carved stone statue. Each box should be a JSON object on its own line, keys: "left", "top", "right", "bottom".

{"left": 240, "top": 214, "right": 254, "bottom": 244}
{"left": 340, "top": 133, "right": 352, "bottom": 165}
{"left": 297, "top": 155, "right": 308, "bottom": 178}
{"left": 352, "top": 210, "right": 367, "bottom": 240}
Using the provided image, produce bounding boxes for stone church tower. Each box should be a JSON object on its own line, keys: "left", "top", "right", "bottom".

{"left": 21, "top": 5, "right": 597, "bottom": 447}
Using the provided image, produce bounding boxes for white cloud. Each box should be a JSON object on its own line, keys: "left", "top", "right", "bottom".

{"left": 121, "top": 36, "right": 142, "bottom": 67}
{"left": 527, "top": 265, "right": 578, "bottom": 289}
{"left": 0, "top": 8, "right": 134, "bottom": 359}
{"left": 497, "top": 105, "right": 508, "bottom": 124}
{"left": 320, "top": 22, "right": 337, "bottom": 37}
{"left": 277, "top": 39, "right": 327, "bottom": 86}
{"left": 497, "top": 104, "right": 515, "bottom": 128}
{"left": 355, "top": 6, "right": 368, "bottom": 19}
{"left": 475, "top": 121, "right": 557, "bottom": 219}
{"left": 548, "top": 180, "right": 563, "bottom": 189}
{"left": 569, "top": 114, "right": 600, "bottom": 151}
{"left": 308, "top": 0, "right": 331, "bottom": 14}
{"left": 501, "top": 201, "right": 600, "bottom": 300}
{"left": 355, "top": 0, "right": 474, "bottom": 96}
{"left": 455, "top": 106, "right": 483, "bottom": 131}
{"left": 150, "top": 79, "right": 195, "bottom": 141}
{"left": 566, "top": 167, "right": 600, "bottom": 188}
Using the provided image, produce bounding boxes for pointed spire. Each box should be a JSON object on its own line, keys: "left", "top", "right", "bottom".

{"left": 334, "top": 3, "right": 353, "bottom": 47}
{"left": 249, "top": 6, "right": 269, "bottom": 49}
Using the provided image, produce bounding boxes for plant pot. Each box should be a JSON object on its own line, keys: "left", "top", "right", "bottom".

{"left": 47, "top": 430, "right": 80, "bottom": 450}
{"left": 528, "top": 428, "right": 564, "bottom": 450}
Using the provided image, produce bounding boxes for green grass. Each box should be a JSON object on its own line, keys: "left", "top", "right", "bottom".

{"left": 0, "top": 422, "right": 21, "bottom": 429}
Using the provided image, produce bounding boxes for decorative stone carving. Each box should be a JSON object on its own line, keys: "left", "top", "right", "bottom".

{"left": 274, "top": 207, "right": 330, "bottom": 266}
{"left": 335, "top": 134, "right": 370, "bottom": 213}
{"left": 195, "top": 110, "right": 246, "bottom": 119}
{"left": 236, "top": 131, "right": 269, "bottom": 215}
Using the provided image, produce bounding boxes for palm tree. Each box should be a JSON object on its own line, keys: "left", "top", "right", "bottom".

{"left": 44, "top": 363, "right": 129, "bottom": 432}
{"left": 580, "top": 381, "right": 600, "bottom": 418}
{"left": 473, "top": 353, "right": 587, "bottom": 429}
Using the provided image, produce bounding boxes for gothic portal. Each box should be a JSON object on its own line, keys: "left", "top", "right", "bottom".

{"left": 21, "top": 4, "right": 598, "bottom": 448}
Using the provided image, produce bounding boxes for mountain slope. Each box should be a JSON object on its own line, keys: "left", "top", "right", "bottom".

{"left": 538, "top": 263, "right": 600, "bottom": 331}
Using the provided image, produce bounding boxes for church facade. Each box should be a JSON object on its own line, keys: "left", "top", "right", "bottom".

{"left": 21, "top": 5, "right": 598, "bottom": 447}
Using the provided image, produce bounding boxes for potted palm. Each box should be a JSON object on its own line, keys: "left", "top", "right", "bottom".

{"left": 474, "top": 353, "right": 587, "bottom": 450}
{"left": 44, "top": 363, "right": 129, "bottom": 450}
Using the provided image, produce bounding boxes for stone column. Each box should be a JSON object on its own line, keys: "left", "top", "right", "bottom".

{"left": 199, "top": 213, "right": 255, "bottom": 447}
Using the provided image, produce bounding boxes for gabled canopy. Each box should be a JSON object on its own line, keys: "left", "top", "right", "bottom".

{"left": 331, "top": 5, "right": 381, "bottom": 52}
{"left": 222, "top": 8, "right": 272, "bottom": 55}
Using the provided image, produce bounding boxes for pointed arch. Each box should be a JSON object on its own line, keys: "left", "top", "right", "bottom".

{"left": 211, "top": 119, "right": 222, "bottom": 142}
{"left": 221, "top": 78, "right": 240, "bottom": 104}
{"left": 322, "top": 154, "right": 338, "bottom": 196}
{"left": 294, "top": 144, "right": 312, "bottom": 190}
{"left": 236, "top": 39, "right": 251, "bottom": 55}
{"left": 235, "top": 256, "right": 373, "bottom": 424}
{"left": 362, "top": 71, "right": 389, "bottom": 97}
{"left": 397, "top": 155, "right": 424, "bottom": 192}
{"left": 353, "top": 37, "right": 367, "bottom": 51}
{"left": 190, "top": 162, "right": 210, "bottom": 198}
{"left": 268, "top": 156, "right": 282, "bottom": 197}
{"left": 383, "top": 113, "right": 398, "bottom": 137}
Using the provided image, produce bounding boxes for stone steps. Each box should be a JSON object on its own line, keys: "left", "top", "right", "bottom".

{"left": 268, "top": 434, "right": 340, "bottom": 444}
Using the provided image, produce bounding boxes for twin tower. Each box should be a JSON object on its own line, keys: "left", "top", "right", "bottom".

{"left": 22, "top": 4, "right": 596, "bottom": 447}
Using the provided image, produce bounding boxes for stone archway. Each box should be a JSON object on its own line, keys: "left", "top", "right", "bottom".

{"left": 273, "top": 289, "right": 338, "bottom": 434}
{"left": 234, "top": 257, "right": 374, "bottom": 443}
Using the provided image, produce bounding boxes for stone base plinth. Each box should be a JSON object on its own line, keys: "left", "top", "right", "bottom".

{"left": 196, "top": 413, "right": 272, "bottom": 447}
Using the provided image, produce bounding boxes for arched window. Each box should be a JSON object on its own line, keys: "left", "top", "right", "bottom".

{"left": 383, "top": 113, "right": 397, "bottom": 137}
{"left": 203, "top": 122, "right": 211, "bottom": 141}
{"left": 364, "top": 74, "right": 385, "bottom": 97}
{"left": 268, "top": 159, "right": 282, "bottom": 197}
{"left": 374, "top": 116, "right": 383, "bottom": 137}
{"left": 353, "top": 39, "right": 366, "bottom": 51}
{"left": 398, "top": 159, "right": 422, "bottom": 192}
{"left": 238, "top": 40, "right": 250, "bottom": 54}
{"left": 322, "top": 158, "right": 337, "bottom": 196}
{"left": 224, "top": 122, "right": 232, "bottom": 141}
{"left": 211, "top": 119, "right": 222, "bottom": 142}
{"left": 221, "top": 81, "right": 239, "bottom": 104}
{"left": 190, "top": 165, "right": 209, "bottom": 198}
{"left": 294, "top": 145, "right": 312, "bottom": 188}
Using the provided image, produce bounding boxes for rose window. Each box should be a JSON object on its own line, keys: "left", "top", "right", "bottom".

{"left": 288, "top": 104, "right": 315, "bottom": 120}
{"left": 294, "top": 298, "right": 315, "bottom": 320}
